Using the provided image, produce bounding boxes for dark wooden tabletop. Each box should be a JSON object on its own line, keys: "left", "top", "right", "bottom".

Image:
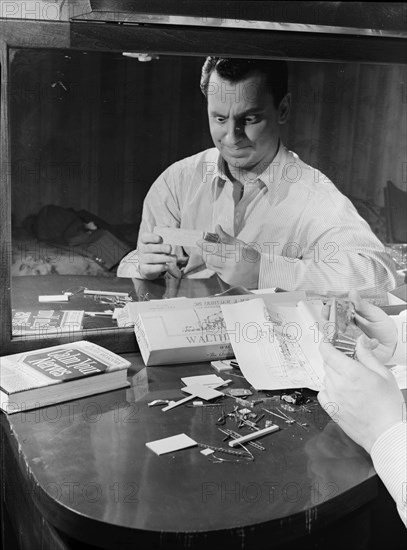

{"left": 1, "top": 354, "right": 378, "bottom": 549}
{"left": 5, "top": 274, "right": 394, "bottom": 548}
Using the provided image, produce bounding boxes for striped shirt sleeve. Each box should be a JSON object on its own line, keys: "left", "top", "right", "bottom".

{"left": 370, "top": 421, "right": 407, "bottom": 527}
{"left": 258, "top": 245, "right": 396, "bottom": 295}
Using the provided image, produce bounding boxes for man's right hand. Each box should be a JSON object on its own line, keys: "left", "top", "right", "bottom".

{"left": 138, "top": 232, "right": 181, "bottom": 280}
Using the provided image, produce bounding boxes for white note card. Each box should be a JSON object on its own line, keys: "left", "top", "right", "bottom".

{"left": 181, "top": 375, "right": 224, "bottom": 387}
{"left": 153, "top": 227, "right": 203, "bottom": 247}
{"left": 181, "top": 384, "right": 224, "bottom": 399}
{"left": 146, "top": 433, "right": 197, "bottom": 455}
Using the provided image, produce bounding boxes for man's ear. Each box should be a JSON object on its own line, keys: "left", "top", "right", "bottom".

{"left": 277, "top": 93, "right": 291, "bottom": 125}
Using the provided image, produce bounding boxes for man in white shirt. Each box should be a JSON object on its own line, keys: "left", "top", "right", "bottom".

{"left": 118, "top": 57, "right": 396, "bottom": 294}
{"left": 319, "top": 291, "right": 406, "bottom": 526}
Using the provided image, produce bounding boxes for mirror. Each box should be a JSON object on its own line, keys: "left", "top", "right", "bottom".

{"left": 9, "top": 48, "right": 213, "bottom": 340}
{"left": 9, "top": 47, "right": 407, "bottom": 340}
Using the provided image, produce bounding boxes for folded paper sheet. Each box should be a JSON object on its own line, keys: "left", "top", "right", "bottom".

{"left": 221, "top": 299, "right": 326, "bottom": 391}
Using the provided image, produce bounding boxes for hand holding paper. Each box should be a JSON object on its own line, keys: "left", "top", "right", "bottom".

{"left": 322, "top": 290, "right": 398, "bottom": 364}
{"left": 318, "top": 338, "right": 405, "bottom": 453}
{"left": 197, "top": 225, "right": 260, "bottom": 289}
{"left": 138, "top": 231, "right": 180, "bottom": 280}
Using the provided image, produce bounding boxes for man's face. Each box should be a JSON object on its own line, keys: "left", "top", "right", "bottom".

{"left": 207, "top": 70, "right": 287, "bottom": 174}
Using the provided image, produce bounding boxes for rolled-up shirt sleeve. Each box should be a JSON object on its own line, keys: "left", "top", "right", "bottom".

{"left": 259, "top": 192, "right": 397, "bottom": 294}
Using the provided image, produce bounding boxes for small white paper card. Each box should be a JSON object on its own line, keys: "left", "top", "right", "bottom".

{"left": 181, "top": 374, "right": 224, "bottom": 387}
{"left": 146, "top": 433, "right": 197, "bottom": 455}
{"left": 201, "top": 448, "right": 215, "bottom": 456}
{"left": 181, "top": 384, "right": 224, "bottom": 399}
{"left": 153, "top": 227, "right": 204, "bottom": 247}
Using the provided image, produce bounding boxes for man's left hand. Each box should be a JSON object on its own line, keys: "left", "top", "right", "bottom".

{"left": 318, "top": 338, "right": 404, "bottom": 453}
{"left": 197, "top": 224, "right": 260, "bottom": 289}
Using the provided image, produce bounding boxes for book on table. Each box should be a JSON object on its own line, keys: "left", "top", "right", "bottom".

{"left": 0, "top": 340, "right": 131, "bottom": 414}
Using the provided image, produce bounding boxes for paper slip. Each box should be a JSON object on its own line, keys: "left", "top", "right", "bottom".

{"left": 201, "top": 448, "right": 215, "bottom": 456}
{"left": 153, "top": 227, "right": 206, "bottom": 248}
{"left": 181, "top": 374, "right": 225, "bottom": 387}
{"left": 221, "top": 298, "right": 325, "bottom": 391}
{"left": 181, "top": 384, "right": 224, "bottom": 399}
{"left": 146, "top": 433, "right": 197, "bottom": 455}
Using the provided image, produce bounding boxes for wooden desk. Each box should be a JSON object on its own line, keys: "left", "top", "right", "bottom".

{"left": 2, "top": 356, "right": 382, "bottom": 550}
{"left": 4, "top": 276, "right": 406, "bottom": 548}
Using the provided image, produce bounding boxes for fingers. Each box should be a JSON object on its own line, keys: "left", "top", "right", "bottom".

{"left": 347, "top": 290, "right": 362, "bottom": 310}
{"left": 320, "top": 336, "right": 389, "bottom": 384}
{"left": 348, "top": 290, "right": 387, "bottom": 324}
{"left": 319, "top": 340, "right": 357, "bottom": 374}
{"left": 358, "top": 333, "right": 379, "bottom": 352}
{"left": 141, "top": 253, "right": 175, "bottom": 264}
{"left": 138, "top": 261, "right": 167, "bottom": 279}
{"left": 139, "top": 233, "right": 175, "bottom": 262}
{"left": 317, "top": 389, "right": 329, "bottom": 409}
{"left": 138, "top": 232, "right": 179, "bottom": 279}
{"left": 139, "top": 232, "right": 164, "bottom": 246}
{"left": 354, "top": 336, "right": 389, "bottom": 376}
{"left": 139, "top": 251, "right": 178, "bottom": 276}
{"left": 166, "top": 262, "right": 182, "bottom": 279}
{"left": 215, "top": 224, "right": 234, "bottom": 244}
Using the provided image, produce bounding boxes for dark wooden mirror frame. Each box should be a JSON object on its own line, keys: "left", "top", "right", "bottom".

{"left": 1, "top": 3, "right": 406, "bottom": 355}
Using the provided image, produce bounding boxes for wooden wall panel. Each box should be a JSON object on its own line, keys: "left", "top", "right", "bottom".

{"left": 283, "top": 62, "right": 407, "bottom": 207}
{"left": 9, "top": 50, "right": 406, "bottom": 234}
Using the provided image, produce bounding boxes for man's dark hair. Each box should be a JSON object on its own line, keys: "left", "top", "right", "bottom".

{"left": 200, "top": 57, "right": 288, "bottom": 108}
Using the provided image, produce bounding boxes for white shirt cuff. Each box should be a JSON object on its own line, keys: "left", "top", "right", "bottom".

{"left": 371, "top": 421, "right": 407, "bottom": 527}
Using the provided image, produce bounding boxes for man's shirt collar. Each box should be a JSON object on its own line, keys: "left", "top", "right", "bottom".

{"left": 210, "top": 141, "right": 287, "bottom": 199}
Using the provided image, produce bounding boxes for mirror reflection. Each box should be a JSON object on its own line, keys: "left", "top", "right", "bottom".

{"left": 10, "top": 48, "right": 406, "bottom": 337}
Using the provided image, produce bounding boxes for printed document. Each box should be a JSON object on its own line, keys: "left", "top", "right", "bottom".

{"left": 221, "top": 298, "right": 325, "bottom": 391}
